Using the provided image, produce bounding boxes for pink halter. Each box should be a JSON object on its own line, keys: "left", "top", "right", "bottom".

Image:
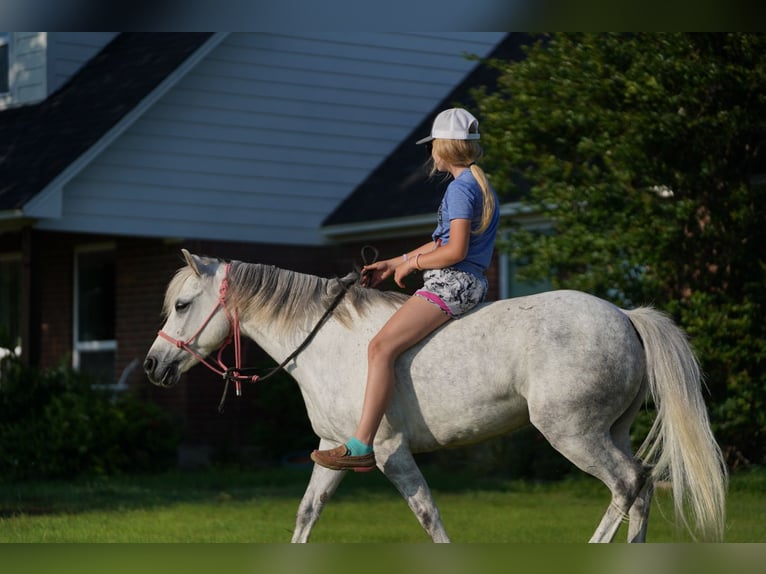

{"left": 157, "top": 262, "right": 256, "bottom": 397}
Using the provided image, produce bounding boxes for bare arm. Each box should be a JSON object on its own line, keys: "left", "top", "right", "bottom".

{"left": 363, "top": 219, "right": 471, "bottom": 288}
{"left": 411, "top": 219, "right": 470, "bottom": 270}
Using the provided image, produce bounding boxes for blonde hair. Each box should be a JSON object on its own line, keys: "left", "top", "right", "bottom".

{"left": 430, "top": 139, "right": 496, "bottom": 234}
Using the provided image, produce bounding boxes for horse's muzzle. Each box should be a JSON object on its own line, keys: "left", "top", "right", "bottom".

{"left": 143, "top": 356, "right": 179, "bottom": 388}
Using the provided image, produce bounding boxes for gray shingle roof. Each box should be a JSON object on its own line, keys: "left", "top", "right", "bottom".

{"left": 0, "top": 33, "right": 213, "bottom": 211}
{"left": 322, "top": 33, "right": 528, "bottom": 228}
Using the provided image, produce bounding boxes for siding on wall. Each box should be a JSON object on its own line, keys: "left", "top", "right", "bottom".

{"left": 35, "top": 32, "right": 506, "bottom": 246}
{"left": 46, "top": 32, "right": 118, "bottom": 95}
{"left": 0, "top": 32, "right": 46, "bottom": 109}
{"left": 0, "top": 32, "right": 116, "bottom": 110}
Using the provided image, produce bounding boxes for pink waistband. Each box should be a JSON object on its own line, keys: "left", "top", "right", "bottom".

{"left": 415, "top": 290, "right": 453, "bottom": 316}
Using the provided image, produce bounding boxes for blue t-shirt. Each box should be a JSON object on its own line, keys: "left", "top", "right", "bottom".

{"left": 432, "top": 168, "right": 499, "bottom": 278}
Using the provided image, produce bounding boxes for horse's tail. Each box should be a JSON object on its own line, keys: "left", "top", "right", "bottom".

{"left": 625, "top": 306, "right": 728, "bottom": 542}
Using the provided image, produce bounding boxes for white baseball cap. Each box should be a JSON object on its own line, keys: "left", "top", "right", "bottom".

{"left": 416, "top": 108, "right": 480, "bottom": 145}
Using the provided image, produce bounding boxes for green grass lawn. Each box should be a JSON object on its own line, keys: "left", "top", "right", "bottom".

{"left": 0, "top": 465, "right": 763, "bottom": 543}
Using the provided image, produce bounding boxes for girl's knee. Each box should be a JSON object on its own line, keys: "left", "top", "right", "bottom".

{"left": 368, "top": 334, "right": 396, "bottom": 362}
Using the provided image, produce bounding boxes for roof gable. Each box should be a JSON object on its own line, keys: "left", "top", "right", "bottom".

{"left": 1, "top": 33, "right": 510, "bottom": 247}
{"left": 0, "top": 33, "right": 215, "bottom": 213}
{"left": 322, "top": 33, "right": 529, "bottom": 233}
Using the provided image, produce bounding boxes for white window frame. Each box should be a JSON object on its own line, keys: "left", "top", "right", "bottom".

{"left": 73, "top": 243, "right": 120, "bottom": 388}
{"left": 0, "top": 33, "right": 11, "bottom": 99}
{"left": 499, "top": 224, "right": 554, "bottom": 300}
{"left": 0, "top": 252, "right": 22, "bottom": 360}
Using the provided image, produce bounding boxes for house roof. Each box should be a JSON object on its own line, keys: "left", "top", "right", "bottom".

{"left": 322, "top": 33, "right": 530, "bottom": 233}
{"left": 0, "top": 33, "right": 214, "bottom": 212}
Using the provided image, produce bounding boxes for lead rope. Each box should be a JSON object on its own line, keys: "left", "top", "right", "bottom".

{"left": 217, "top": 278, "right": 350, "bottom": 413}
{"left": 217, "top": 246, "right": 379, "bottom": 413}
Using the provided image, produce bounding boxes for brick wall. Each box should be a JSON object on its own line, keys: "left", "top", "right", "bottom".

{"left": 7, "top": 229, "right": 503, "bottom": 461}
{"left": 115, "top": 238, "right": 189, "bottom": 422}
{"left": 37, "top": 232, "right": 74, "bottom": 367}
{"left": 121, "top": 239, "right": 338, "bottom": 456}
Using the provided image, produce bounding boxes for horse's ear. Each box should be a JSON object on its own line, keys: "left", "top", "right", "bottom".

{"left": 181, "top": 249, "right": 200, "bottom": 276}
{"left": 181, "top": 249, "right": 218, "bottom": 278}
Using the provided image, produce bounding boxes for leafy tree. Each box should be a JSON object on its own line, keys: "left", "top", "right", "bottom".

{"left": 475, "top": 33, "right": 766, "bottom": 467}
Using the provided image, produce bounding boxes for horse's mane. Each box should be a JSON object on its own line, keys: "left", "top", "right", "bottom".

{"left": 230, "top": 262, "right": 407, "bottom": 331}
{"left": 163, "top": 259, "right": 408, "bottom": 332}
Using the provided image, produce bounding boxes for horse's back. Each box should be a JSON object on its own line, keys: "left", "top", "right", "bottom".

{"left": 391, "top": 290, "right": 646, "bottom": 450}
{"left": 416, "top": 288, "right": 636, "bottom": 371}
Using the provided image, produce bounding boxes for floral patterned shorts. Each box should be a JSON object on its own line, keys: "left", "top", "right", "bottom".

{"left": 415, "top": 267, "right": 488, "bottom": 318}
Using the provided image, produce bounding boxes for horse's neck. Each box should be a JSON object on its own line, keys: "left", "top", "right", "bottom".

{"left": 234, "top": 266, "right": 331, "bottom": 360}
{"left": 240, "top": 321, "right": 294, "bottom": 365}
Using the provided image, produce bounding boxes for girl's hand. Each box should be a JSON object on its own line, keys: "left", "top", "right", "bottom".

{"left": 361, "top": 260, "right": 395, "bottom": 288}
{"left": 393, "top": 259, "right": 417, "bottom": 288}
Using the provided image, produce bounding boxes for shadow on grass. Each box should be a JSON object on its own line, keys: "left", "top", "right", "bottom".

{"left": 0, "top": 466, "right": 308, "bottom": 518}
{"left": 5, "top": 454, "right": 762, "bottom": 520}
{"left": 0, "top": 459, "right": 609, "bottom": 519}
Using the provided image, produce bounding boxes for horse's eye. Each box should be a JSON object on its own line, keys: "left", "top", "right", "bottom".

{"left": 175, "top": 300, "right": 190, "bottom": 312}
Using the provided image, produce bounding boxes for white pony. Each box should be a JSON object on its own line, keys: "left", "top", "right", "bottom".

{"left": 144, "top": 250, "right": 727, "bottom": 543}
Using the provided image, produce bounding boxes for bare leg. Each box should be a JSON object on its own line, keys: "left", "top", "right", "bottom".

{"left": 353, "top": 295, "right": 450, "bottom": 446}
{"left": 311, "top": 296, "right": 449, "bottom": 471}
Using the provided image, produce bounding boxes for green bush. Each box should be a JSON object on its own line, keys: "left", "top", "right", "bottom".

{"left": 248, "top": 364, "right": 316, "bottom": 464}
{"left": 0, "top": 355, "right": 181, "bottom": 482}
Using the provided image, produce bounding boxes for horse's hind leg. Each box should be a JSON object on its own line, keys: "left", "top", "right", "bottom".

{"left": 612, "top": 387, "right": 654, "bottom": 543}
{"left": 377, "top": 441, "right": 450, "bottom": 542}
{"left": 627, "top": 477, "right": 654, "bottom": 542}
{"left": 532, "top": 413, "right": 648, "bottom": 543}
{"left": 587, "top": 458, "right": 651, "bottom": 543}
{"left": 292, "top": 441, "right": 348, "bottom": 543}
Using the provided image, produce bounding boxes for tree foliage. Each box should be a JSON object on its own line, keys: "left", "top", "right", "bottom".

{"left": 475, "top": 33, "right": 766, "bottom": 466}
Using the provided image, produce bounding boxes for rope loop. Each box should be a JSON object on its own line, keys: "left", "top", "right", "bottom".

{"left": 361, "top": 244, "right": 379, "bottom": 267}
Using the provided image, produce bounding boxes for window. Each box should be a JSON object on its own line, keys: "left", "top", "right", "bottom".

{"left": 0, "top": 33, "right": 9, "bottom": 94}
{"left": 501, "top": 254, "right": 553, "bottom": 299}
{"left": 74, "top": 246, "right": 116, "bottom": 385}
{"left": 499, "top": 228, "right": 553, "bottom": 299}
{"left": 0, "top": 254, "right": 22, "bottom": 358}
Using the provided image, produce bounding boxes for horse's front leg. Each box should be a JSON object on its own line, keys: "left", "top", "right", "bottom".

{"left": 378, "top": 440, "right": 450, "bottom": 543}
{"left": 292, "top": 440, "right": 347, "bottom": 543}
